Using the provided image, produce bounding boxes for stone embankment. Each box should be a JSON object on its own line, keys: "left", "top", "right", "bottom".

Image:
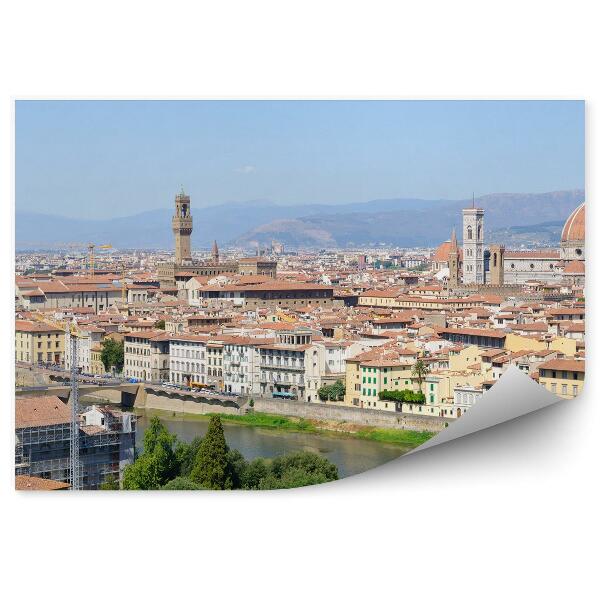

{"left": 253, "top": 397, "right": 450, "bottom": 432}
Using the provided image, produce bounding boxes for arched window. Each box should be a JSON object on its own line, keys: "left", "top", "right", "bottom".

{"left": 477, "top": 225, "right": 482, "bottom": 240}
{"left": 467, "top": 226, "right": 473, "bottom": 240}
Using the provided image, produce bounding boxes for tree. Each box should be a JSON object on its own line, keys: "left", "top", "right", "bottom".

{"left": 155, "top": 319, "right": 166, "bottom": 330}
{"left": 190, "top": 415, "right": 233, "bottom": 490}
{"left": 227, "top": 449, "right": 248, "bottom": 489}
{"left": 259, "top": 468, "right": 329, "bottom": 490}
{"left": 100, "top": 338, "right": 124, "bottom": 373}
{"left": 253, "top": 451, "right": 338, "bottom": 489}
{"left": 378, "top": 389, "right": 426, "bottom": 404}
{"left": 411, "top": 359, "right": 430, "bottom": 393}
{"left": 241, "top": 458, "right": 270, "bottom": 490}
{"left": 317, "top": 379, "right": 346, "bottom": 402}
{"left": 270, "top": 451, "right": 338, "bottom": 482}
{"left": 175, "top": 437, "right": 203, "bottom": 477}
{"left": 161, "top": 476, "right": 206, "bottom": 490}
{"left": 122, "top": 416, "right": 179, "bottom": 490}
{"left": 99, "top": 473, "right": 119, "bottom": 490}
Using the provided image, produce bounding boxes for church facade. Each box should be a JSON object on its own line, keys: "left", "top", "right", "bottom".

{"left": 437, "top": 200, "right": 585, "bottom": 289}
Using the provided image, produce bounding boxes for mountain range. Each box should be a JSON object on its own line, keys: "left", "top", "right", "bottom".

{"left": 15, "top": 190, "right": 584, "bottom": 250}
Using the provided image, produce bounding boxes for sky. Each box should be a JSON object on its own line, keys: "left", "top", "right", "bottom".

{"left": 16, "top": 100, "right": 585, "bottom": 219}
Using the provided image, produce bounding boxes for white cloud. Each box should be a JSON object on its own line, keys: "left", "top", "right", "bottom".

{"left": 235, "top": 165, "right": 256, "bottom": 174}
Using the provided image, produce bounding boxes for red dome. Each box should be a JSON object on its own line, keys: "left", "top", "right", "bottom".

{"left": 561, "top": 203, "right": 585, "bottom": 242}
{"left": 432, "top": 240, "right": 462, "bottom": 263}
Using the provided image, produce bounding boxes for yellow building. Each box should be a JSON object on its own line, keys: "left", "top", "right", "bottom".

{"left": 538, "top": 358, "right": 584, "bottom": 399}
{"left": 343, "top": 355, "right": 363, "bottom": 407}
{"left": 504, "top": 332, "right": 577, "bottom": 356}
{"left": 358, "top": 360, "right": 416, "bottom": 411}
{"left": 448, "top": 344, "right": 484, "bottom": 371}
{"left": 15, "top": 320, "right": 65, "bottom": 365}
{"left": 90, "top": 344, "right": 105, "bottom": 375}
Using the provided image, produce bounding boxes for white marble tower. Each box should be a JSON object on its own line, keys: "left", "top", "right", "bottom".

{"left": 462, "top": 202, "right": 485, "bottom": 284}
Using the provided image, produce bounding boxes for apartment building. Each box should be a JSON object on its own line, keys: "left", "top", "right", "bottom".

{"left": 15, "top": 320, "right": 65, "bottom": 365}
{"left": 258, "top": 329, "right": 313, "bottom": 400}
{"left": 222, "top": 337, "right": 268, "bottom": 395}
{"left": 169, "top": 333, "right": 208, "bottom": 385}
{"left": 123, "top": 330, "right": 170, "bottom": 382}
{"left": 538, "top": 358, "right": 585, "bottom": 399}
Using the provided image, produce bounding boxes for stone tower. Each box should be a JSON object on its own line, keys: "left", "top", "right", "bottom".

{"left": 462, "top": 202, "right": 485, "bottom": 284}
{"left": 489, "top": 244, "right": 505, "bottom": 285}
{"left": 448, "top": 228, "right": 459, "bottom": 289}
{"left": 172, "top": 188, "right": 193, "bottom": 265}
{"left": 212, "top": 240, "right": 219, "bottom": 264}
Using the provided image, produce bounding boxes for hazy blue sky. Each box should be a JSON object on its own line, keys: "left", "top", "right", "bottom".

{"left": 16, "top": 100, "right": 584, "bottom": 219}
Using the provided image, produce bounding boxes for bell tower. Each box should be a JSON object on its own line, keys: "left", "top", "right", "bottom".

{"left": 462, "top": 195, "right": 485, "bottom": 284}
{"left": 489, "top": 244, "right": 505, "bottom": 285}
{"left": 172, "top": 188, "right": 193, "bottom": 265}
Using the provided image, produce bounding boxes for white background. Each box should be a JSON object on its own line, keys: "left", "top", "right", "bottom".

{"left": 0, "top": 2, "right": 597, "bottom": 599}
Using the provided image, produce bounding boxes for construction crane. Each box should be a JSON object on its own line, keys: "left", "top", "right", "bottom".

{"left": 68, "top": 321, "right": 81, "bottom": 491}
{"left": 87, "top": 243, "right": 113, "bottom": 277}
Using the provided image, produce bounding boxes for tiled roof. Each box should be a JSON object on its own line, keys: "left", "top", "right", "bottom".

{"left": 16, "top": 396, "right": 71, "bottom": 428}
{"left": 539, "top": 358, "right": 585, "bottom": 373}
{"left": 15, "top": 475, "right": 70, "bottom": 491}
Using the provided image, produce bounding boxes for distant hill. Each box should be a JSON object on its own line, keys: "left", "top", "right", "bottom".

{"left": 234, "top": 190, "right": 584, "bottom": 248}
{"left": 487, "top": 221, "right": 566, "bottom": 247}
{"left": 15, "top": 190, "right": 584, "bottom": 250}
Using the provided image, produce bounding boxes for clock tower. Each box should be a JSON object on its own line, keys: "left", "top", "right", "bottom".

{"left": 172, "top": 188, "right": 193, "bottom": 265}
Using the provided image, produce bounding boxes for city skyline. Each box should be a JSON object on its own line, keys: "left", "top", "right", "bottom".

{"left": 16, "top": 100, "right": 584, "bottom": 219}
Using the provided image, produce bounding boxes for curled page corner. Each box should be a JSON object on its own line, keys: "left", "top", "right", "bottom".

{"left": 408, "top": 365, "right": 562, "bottom": 455}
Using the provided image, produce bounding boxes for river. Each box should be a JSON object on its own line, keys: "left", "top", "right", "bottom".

{"left": 135, "top": 411, "right": 409, "bottom": 479}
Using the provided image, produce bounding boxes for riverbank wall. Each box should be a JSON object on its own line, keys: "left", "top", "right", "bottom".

{"left": 140, "top": 388, "right": 242, "bottom": 416}
{"left": 254, "top": 398, "right": 449, "bottom": 432}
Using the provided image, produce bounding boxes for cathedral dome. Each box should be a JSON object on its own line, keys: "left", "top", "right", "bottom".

{"left": 432, "top": 240, "right": 462, "bottom": 263}
{"left": 561, "top": 203, "right": 585, "bottom": 242}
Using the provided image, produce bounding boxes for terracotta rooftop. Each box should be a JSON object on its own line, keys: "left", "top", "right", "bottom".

{"left": 16, "top": 396, "right": 71, "bottom": 428}
{"left": 539, "top": 358, "right": 585, "bottom": 373}
{"left": 15, "top": 475, "right": 70, "bottom": 491}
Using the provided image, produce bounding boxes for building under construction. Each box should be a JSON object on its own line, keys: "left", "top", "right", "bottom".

{"left": 15, "top": 395, "right": 136, "bottom": 490}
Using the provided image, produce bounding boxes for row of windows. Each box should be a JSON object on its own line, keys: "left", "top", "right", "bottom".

{"left": 539, "top": 369, "right": 582, "bottom": 380}
{"left": 540, "top": 382, "right": 580, "bottom": 395}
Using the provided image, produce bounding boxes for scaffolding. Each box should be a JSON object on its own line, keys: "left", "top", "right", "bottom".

{"left": 15, "top": 410, "right": 136, "bottom": 490}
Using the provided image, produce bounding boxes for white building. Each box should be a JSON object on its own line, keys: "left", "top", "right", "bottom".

{"left": 169, "top": 334, "right": 208, "bottom": 385}
{"left": 258, "top": 329, "right": 312, "bottom": 400}
{"left": 65, "top": 326, "right": 104, "bottom": 374}
{"left": 453, "top": 385, "right": 484, "bottom": 414}
{"left": 123, "top": 330, "right": 170, "bottom": 382}
{"left": 222, "top": 338, "right": 267, "bottom": 395}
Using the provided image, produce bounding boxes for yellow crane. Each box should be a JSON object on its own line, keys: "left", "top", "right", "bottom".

{"left": 87, "top": 243, "right": 113, "bottom": 277}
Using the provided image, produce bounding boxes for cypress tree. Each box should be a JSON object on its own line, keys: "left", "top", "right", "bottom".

{"left": 191, "top": 415, "right": 233, "bottom": 490}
